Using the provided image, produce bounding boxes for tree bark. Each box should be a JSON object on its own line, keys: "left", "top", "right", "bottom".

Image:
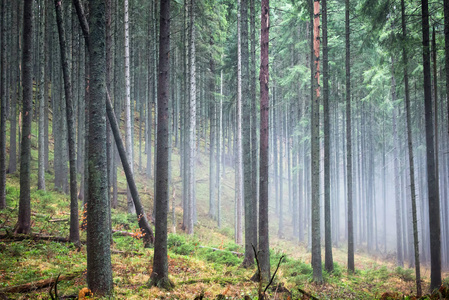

{"left": 150, "top": 0, "right": 173, "bottom": 290}
{"left": 421, "top": 0, "right": 442, "bottom": 291}
{"left": 87, "top": 0, "right": 113, "bottom": 295}
{"left": 258, "top": 0, "right": 270, "bottom": 284}
{"left": 55, "top": 0, "right": 80, "bottom": 245}
{"left": 0, "top": 0, "right": 7, "bottom": 209}
{"left": 311, "top": 0, "right": 323, "bottom": 284}
{"left": 345, "top": 0, "right": 354, "bottom": 273}
{"left": 16, "top": 0, "right": 33, "bottom": 234}
{"left": 401, "top": 0, "right": 421, "bottom": 294}
{"left": 37, "top": 0, "right": 46, "bottom": 191}
{"left": 322, "top": 0, "right": 333, "bottom": 273}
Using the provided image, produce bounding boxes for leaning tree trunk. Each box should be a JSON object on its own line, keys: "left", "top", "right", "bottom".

{"left": 55, "top": 0, "right": 80, "bottom": 245}
{"left": 421, "top": 0, "right": 442, "bottom": 291}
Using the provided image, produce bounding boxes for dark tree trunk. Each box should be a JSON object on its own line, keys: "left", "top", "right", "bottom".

{"left": 421, "top": 0, "right": 442, "bottom": 291}
{"left": 16, "top": 0, "right": 33, "bottom": 234}
{"left": 55, "top": 0, "right": 80, "bottom": 245}
{"left": 322, "top": 0, "right": 333, "bottom": 273}
{"left": 258, "top": 0, "right": 270, "bottom": 284}
{"left": 150, "top": 0, "right": 174, "bottom": 290}
{"left": 38, "top": 0, "right": 46, "bottom": 191}
{"left": 0, "top": 0, "right": 7, "bottom": 209}
{"left": 345, "top": 0, "right": 354, "bottom": 273}
{"left": 86, "top": 0, "right": 113, "bottom": 295}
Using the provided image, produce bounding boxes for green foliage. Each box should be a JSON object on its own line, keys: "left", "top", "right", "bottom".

{"left": 395, "top": 266, "right": 414, "bottom": 282}
{"left": 167, "top": 234, "right": 196, "bottom": 256}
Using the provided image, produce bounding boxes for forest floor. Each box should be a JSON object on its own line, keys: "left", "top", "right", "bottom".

{"left": 1, "top": 121, "right": 448, "bottom": 299}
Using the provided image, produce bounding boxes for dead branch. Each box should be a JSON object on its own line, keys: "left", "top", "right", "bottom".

{"left": 0, "top": 233, "right": 85, "bottom": 244}
{"left": 298, "top": 287, "right": 319, "bottom": 300}
{"left": 264, "top": 255, "right": 285, "bottom": 293}
{"left": 0, "top": 272, "right": 82, "bottom": 294}
{"left": 198, "top": 246, "right": 243, "bottom": 257}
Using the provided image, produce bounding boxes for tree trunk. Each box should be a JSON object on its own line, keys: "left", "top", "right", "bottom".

{"left": 16, "top": 0, "right": 33, "bottom": 234}
{"left": 258, "top": 0, "right": 270, "bottom": 284}
{"left": 187, "top": 0, "right": 196, "bottom": 235}
{"left": 345, "top": 0, "right": 354, "bottom": 273}
{"left": 0, "top": 0, "right": 7, "bottom": 209}
{"left": 55, "top": 0, "right": 80, "bottom": 245}
{"left": 124, "top": 0, "right": 135, "bottom": 215}
{"left": 37, "top": 0, "right": 46, "bottom": 191}
{"left": 311, "top": 0, "right": 323, "bottom": 284}
{"left": 150, "top": 0, "right": 173, "bottom": 289}
{"left": 322, "top": 0, "right": 333, "bottom": 273}
{"left": 86, "top": 0, "right": 113, "bottom": 295}
{"left": 421, "top": 0, "right": 442, "bottom": 290}
{"left": 401, "top": 0, "right": 421, "bottom": 294}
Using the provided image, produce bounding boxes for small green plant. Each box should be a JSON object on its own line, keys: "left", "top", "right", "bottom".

{"left": 395, "top": 266, "right": 414, "bottom": 282}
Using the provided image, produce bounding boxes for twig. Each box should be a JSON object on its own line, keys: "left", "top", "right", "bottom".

{"left": 298, "top": 287, "right": 319, "bottom": 300}
{"left": 251, "top": 244, "right": 263, "bottom": 299}
{"left": 264, "top": 255, "right": 285, "bottom": 293}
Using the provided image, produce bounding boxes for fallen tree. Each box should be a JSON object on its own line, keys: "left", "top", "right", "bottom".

{"left": 0, "top": 271, "right": 82, "bottom": 294}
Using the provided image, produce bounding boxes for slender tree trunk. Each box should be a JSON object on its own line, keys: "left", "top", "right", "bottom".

{"left": 124, "top": 0, "right": 135, "bottom": 214}
{"left": 150, "top": 0, "right": 173, "bottom": 289}
{"left": 38, "top": 0, "right": 46, "bottom": 191}
{"left": 55, "top": 0, "right": 80, "bottom": 245}
{"left": 323, "top": 0, "right": 333, "bottom": 273}
{"left": 187, "top": 0, "right": 196, "bottom": 235}
{"left": 250, "top": 0, "right": 258, "bottom": 253}
{"left": 209, "top": 55, "right": 216, "bottom": 219}
{"left": 16, "top": 0, "right": 33, "bottom": 234}
{"left": 401, "top": 0, "right": 421, "bottom": 294}
{"left": 421, "top": 0, "right": 442, "bottom": 290}
{"left": 445, "top": 0, "right": 449, "bottom": 138}
{"left": 258, "top": 0, "right": 270, "bottom": 284}
{"left": 0, "top": 0, "right": 7, "bottom": 209}
{"left": 345, "top": 0, "right": 354, "bottom": 272}
{"left": 311, "top": 0, "right": 323, "bottom": 283}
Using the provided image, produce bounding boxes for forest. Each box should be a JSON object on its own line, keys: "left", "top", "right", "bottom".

{"left": 0, "top": 0, "right": 448, "bottom": 298}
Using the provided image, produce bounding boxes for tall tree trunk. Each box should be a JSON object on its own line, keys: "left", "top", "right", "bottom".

{"left": 209, "top": 54, "right": 216, "bottom": 219}
{"left": 0, "top": 0, "right": 7, "bottom": 209}
{"left": 445, "top": 0, "right": 449, "bottom": 138}
{"left": 421, "top": 0, "right": 442, "bottom": 290}
{"left": 249, "top": 0, "right": 258, "bottom": 254}
{"left": 242, "top": 0, "right": 254, "bottom": 266}
{"left": 345, "top": 0, "right": 354, "bottom": 273}
{"left": 258, "top": 0, "right": 270, "bottom": 284}
{"left": 323, "top": 0, "right": 333, "bottom": 273}
{"left": 401, "top": 0, "right": 421, "bottom": 294}
{"left": 86, "top": 0, "right": 113, "bottom": 295}
{"left": 124, "top": 0, "right": 135, "bottom": 214}
{"left": 55, "top": 0, "right": 80, "bottom": 245}
{"left": 187, "top": 0, "right": 196, "bottom": 235}
{"left": 16, "top": 0, "right": 33, "bottom": 234}
{"left": 235, "top": 0, "right": 243, "bottom": 245}
{"left": 311, "top": 0, "right": 323, "bottom": 284}
{"left": 150, "top": 0, "right": 173, "bottom": 289}
{"left": 37, "top": 0, "right": 46, "bottom": 191}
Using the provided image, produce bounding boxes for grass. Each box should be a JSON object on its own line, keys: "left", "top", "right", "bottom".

{"left": 1, "top": 116, "right": 448, "bottom": 299}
